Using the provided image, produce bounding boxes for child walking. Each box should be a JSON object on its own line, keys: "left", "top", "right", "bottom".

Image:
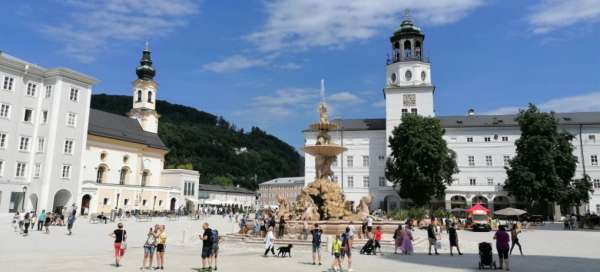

{"left": 331, "top": 234, "right": 342, "bottom": 272}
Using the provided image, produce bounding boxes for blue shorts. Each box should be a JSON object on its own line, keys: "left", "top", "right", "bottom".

{"left": 312, "top": 244, "right": 321, "bottom": 253}
{"left": 144, "top": 245, "right": 155, "bottom": 254}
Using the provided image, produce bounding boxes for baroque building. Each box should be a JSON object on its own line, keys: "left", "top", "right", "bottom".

{"left": 304, "top": 16, "right": 600, "bottom": 215}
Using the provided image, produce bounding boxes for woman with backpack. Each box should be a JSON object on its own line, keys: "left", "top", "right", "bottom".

{"left": 142, "top": 227, "right": 157, "bottom": 270}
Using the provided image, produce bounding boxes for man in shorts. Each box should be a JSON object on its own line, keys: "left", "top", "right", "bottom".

{"left": 310, "top": 224, "right": 322, "bottom": 265}
{"left": 200, "top": 222, "right": 213, "bottom": 271}
{"left": 341, "top": 227, "right": 353, "bottom": 272}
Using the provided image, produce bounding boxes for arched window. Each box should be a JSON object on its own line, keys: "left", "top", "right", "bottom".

{"left": 96, "top": 166, "right": 106, "bottom": 183}
{"left": 415, "top": 40, "right": 422, "bottom": 57}
{"left": 119, "top": 167, "right": 129, "bottom": 185}
{"left": 137, "top": 90, "right": 142, "bottom": 102}
{"left": 141, "top": 170, "right": 149, "bottom": 187}
{"left": 404, "top": 40, "right": 412, "bottom": 58}
{"left": 147, "top": 91, "right": 153, "bottom": 103}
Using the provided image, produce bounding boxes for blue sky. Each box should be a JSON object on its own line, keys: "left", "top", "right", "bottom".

{"left": 2, "top": 0, "right": 600, "bottom": 149}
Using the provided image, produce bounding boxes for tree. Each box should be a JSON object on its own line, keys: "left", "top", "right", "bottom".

{"left": 504, "top": 104, "right": 581, "bottom": 214}
{"left": 560, "top": 175, "right": 593, "bottom": 215}
{"left": 210, "top": 176, "right": 233, "bottom": 187}
{"left": 385, "top": 114, "right": 458, "bottom": 206}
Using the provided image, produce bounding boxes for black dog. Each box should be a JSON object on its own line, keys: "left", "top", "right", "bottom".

{"left": 277, "top": 244, "right": 293, "bottom": 257}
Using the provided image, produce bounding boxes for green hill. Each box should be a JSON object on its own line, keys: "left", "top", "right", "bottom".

{"left": 91, "top": 94, "right": 304, "bottom": 190}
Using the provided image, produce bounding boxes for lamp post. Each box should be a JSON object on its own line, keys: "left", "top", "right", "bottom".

{"left": 21, "top": 186, "right": 27, "bottom": 212}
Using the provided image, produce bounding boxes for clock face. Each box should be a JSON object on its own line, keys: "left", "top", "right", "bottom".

{"left": 421, "top": 71, "right": 426, "bottom": 81}
{"left": 391, "top": 73, "right": 397, "bottom": 83}
{"left": 405, "top": 70, "right": 412, "bottom": 81}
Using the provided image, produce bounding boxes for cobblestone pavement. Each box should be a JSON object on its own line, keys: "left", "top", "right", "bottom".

{"left": 1, "top": 215, "right": 599, "bottom": 272}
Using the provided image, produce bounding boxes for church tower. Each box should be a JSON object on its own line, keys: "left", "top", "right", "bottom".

{"left": 384, "top": 13, "right": 435, "bottom": 150}
{"left": 128, "top": 42, "right": 159, "bottom": 133}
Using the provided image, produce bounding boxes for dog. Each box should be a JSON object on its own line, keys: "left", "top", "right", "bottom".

{"left": 277, "top": 244, "right": 293, "bottom": 257}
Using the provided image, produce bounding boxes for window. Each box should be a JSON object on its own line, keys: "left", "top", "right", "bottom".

{"left": 378, "top": 176, "right": 386, "bottom": 187}
{"left": 597, "top": 205, "right": 600, "bottom": 215}
{"left": 34, "top": 163, "right": 41, "bottom": 178}
{"left": 18, "top": 136, "right": 30, "bottom": 151}
{"left": 69, "top": 88, "right": 79, "bottom": 102}
{"left": 37, "top": 137, "right": 45, "bottom": 153}
{"left": 26, "top": 83, "right": 37, "bottom": 96}
{"left": 403, "top": 94, "right": 416, "bottom": 107}
{"left": 142, "top": 171, "right": 149, "bottom": 186}
{"left": 103, "top": 198, "right": 109, "bottom": 205}
{"left": 485, "top": 155, "right": 493, "bottom": 166}
{"left": 0, "top": 160, "right": 4, "bottom": 176}
{"left": 0, "top": 132, "right": 6, "bottom": 149}
{"left": 96, "top": 166, "right": 106, "bottom": 183}
{"left": 363, "top": 176, "right": 369, "bottom": 188}
{"left": 468, "top": 156, "right": 475, "bottom": 166}
{"left": 411, "top": 108, "right": 418, "bottom": 114}
{"left": 347, "top": 156, "right": 353, "bottom": 168}
{"left": 42, "top": 110, "right": 48, "bottom": 124}
{"left": 469, "top": 178, "right": 476, "bottom": 186}
{"left": 67, "top": 112, "right": 77, "bottom": 127}
{"left": 487, "top": 178, "right": 494, "bottom": 185}
{"left": 58, "top": 164, "right": 69, "bottom": 178}
{"left": 3, "top": 76, "right": 14, "bottom": 91}
{"left": 593, "top": 179, "right": 600, "bottom": 189}
{"left": 119, "top": 168, "right": 128, "bottom": 185}
{"left": 484, "top": 137, "right": 491, "bottom": 142}
{"left": 148, "top": 91, "right": 153, "bottom": 103}
{"left": 503, "top": 155, "right": 510, "bottom": 166}
{"left": 137, "top": 90, "right": 142, "bottom": 102}
{"left": 16, "top": 162, "right": 27, "bottom": 177}
{"left": 347, "top": 176, "right": 354, "bottom": 188}
{"left": 0, "top": 103, "right": 10, "bottom": 118}
{"left": 123, "top": 155, "right": 129, "bottom": 163}
{"left": 362, "top": 156, "right": 369, "bottom": 167}
{"left": 23, "top": 108, "right": 33, "bottom": 122}
{"left": 589, "top": 135, "right": 596, "bottom": 142}
{"left": 378, "top": 155, "right": 385, "bottom": 161}
{"left": 502, "top": 136, "right": 509, "bottom": 142}
{"left": 45, "top": 85, "right": 52, "bottom": 98}
{"left": 592, "top": 155, "right": 598, "bottom": 166}
{"left": 401, "top": 108, "right": 408, "bottom": 115}
{"left": 467, "top": 137, "right": 473, "bottom": 143}
{"left": 63, "top": 139, "right": 74, "bottom": 154}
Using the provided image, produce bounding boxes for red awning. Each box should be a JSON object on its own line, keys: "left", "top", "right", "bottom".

{"left": 466, "top": 203, "right": 490, "bottom": 214}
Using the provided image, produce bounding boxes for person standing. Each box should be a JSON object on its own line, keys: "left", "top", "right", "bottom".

{"left": 278, "top": 216, "right": 286, "bottom": 239}
{"left": 17, "top": 211, "right": 24, "bottom": 234}
{"left": 510, "top": 224, "right": 523, "bottom": 256}
{"left": 67, "top": 211, "right": 76, "bottom": 235}
{"left": 44, "top": 213, "right": 52, "bottom": 234}
{"left": 155, "top": 225, "right": 167, "bottom": 270}
{"left": 448, "top": 223, "right": 462, "bottom": 256}
{"left": 211, "top": 227, "right": 222, "bottom": 271}
{"left": 494, "top": 225, "right": 511, "bottom": 271}
{"left": 393, "top": 225, "right": 403, "bottom": 254}
{"left": 310, "top": 223, "right": 322, "bottom": 265}
{"left": 142, "top": 227, "right": 157, "bottom": 270}
{"left": 331, "top": 234, "right": 342, "bottom": 272}
{"left": 373, "top": 226, "right": 383, "bottom": 255}
{"left": 263, "top": 227, "right": 276, "bottom": 257}
{"left": 200, "top": 222, "right": 213, "bottom": 271}
{"left": 340, "top": 226, "right": 353, "bottom": 272}
{"left": 400, "top": 224, "right": 414, "bottom": 255}
{"left": 366, "top": 216, "right": 374, "bottom": 238}
{"left": 110, "top": 223, "right": 127, "bottom": 267}
{"left": 37, "top": 210, "right": 46, "bottom": 231}
{"left": 23, "top": 212, "right": 31, "bottom": 236}
{"left": 427, "top": 223, "right": 439, "bottom": 255}
{"left": 302, "top": 220, "right": 309, "bottom": 241}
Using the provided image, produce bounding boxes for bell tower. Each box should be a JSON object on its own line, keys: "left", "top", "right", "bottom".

{"left": 384, "top": 12, "right": 435, "bottom": 151}
{"left": 128, "top": 42, "right": 160, "bottom": 133}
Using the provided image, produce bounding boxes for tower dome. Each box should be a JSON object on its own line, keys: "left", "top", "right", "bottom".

{"left": 136, "top": 42, "right": 156, "bottom": 80}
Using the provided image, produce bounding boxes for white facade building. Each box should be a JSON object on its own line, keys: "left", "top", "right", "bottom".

{"left": 0, "top": 51, "right": 97, "bottom": 213}
{"left": 304, "top": 17, "right": 600, "bottom": 215}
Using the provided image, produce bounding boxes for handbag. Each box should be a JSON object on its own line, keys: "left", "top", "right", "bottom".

{"left": 121, "top": 242, "right": 128, "bottom": 250}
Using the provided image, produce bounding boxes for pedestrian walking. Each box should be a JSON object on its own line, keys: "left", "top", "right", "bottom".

{"left": 12, "top": 212, "right": 19, "bottom": 232}
{"left": 510, "top": 224, "right": 523, "bottom": 256}
{"left": 374, "top": 226, "right": 383, "bottom": 255}
{"left": 155, "top": 225, "right": 167, "bottom": 270}
{"left": 142, "top": 227, "right": 157, "bottom": 270}
{"left": 211, "top": 227, "right": 222, "bottom": 271}
{"left": 366, "top": 216, "right": 374, "bottom": 238}
{"left": 264, "top": 227, "right": 276, "bottom": 257}
{"left": 494, "top": 225, "right": 511, "bottom": 271}
{"left": 23, "top": 212, "right": 31, "bottom": 236}
{"left": 393, "top": 225, "right": 403, "bottom": 254}
{"left": 310, "top": 223, "right": 322, "bottom": 265}
{"left": 18, "top": 211, "right": 24, "bottom": 233}
{"left": 448, "top": 223, "right": 463, "bottom": 256}
{"left": 110, "top": 223, "right": 127, "bottom": 267}
{"left": 340, "top": 226, "right": 353, "bottom": 272}
{"left": 200, "top": 222, "right": 213, "bottom": 271}
{"left": 67, "top": 210, "right": 76, "bottom": 235}
{"left": 427, "top": 223, "right": 439, "bottom": 255}
{"left": 44, "top": 213, "right": 51, "bottom": 234}
{"left": 37, "top": 210, "right": 46, "bottom": 231}
{"left": 331, "top": 234, "right": 342, "bottom": 272}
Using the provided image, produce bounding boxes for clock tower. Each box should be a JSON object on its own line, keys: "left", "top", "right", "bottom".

{"left": 384, "top": 14, "right": 435, "bottom": 150}
{"left": 128, "top": 42, "right": 160, "bottom": 133}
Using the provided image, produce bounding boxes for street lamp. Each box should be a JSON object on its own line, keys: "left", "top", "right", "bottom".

{"left": 21, "top": 186, "right": 27, "bottom": 212}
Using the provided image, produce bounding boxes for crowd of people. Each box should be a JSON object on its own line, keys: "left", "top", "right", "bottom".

{"left": 12, "top": 208, "right": 77, "bottom": 236}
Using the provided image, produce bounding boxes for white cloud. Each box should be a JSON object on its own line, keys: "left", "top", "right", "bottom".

{"left": 373, "top": 99, "right": 386, "bottom": 108}
{"left": 40, "top": 0, "right": 199, "bottom": 63}
{"left": 483, "top": 92, "right": 600, "bottom": 115}
{"left": 529, "top": 0, "right": 600, "bottom": 33}
{"left": 202, "top": 55, "right": 268, "bottom": 73}
{"left": 247, "top": 0, "right": 484, "bottom": 52}
{"left": 327, "top": 91, "right": 364, "bottom": 105}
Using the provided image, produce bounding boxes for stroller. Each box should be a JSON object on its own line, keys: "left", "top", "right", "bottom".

{"left": 478, "top": 242, "right": 497, "bottom": 270}
{"left": 360, "top": 239, "right": 375, "bottom": 255}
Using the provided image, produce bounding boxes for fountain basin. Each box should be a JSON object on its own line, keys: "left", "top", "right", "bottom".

{"left": 303, "top": 144, "right": 347, "bottom": 157}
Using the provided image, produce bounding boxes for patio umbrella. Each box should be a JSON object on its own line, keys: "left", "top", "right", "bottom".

{"left": 494, "top": 207, "right": 527, "bottom": 216}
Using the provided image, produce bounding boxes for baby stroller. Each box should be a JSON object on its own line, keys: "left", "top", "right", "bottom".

{"left": 478, "top": 242, "right": 496, "bottom": 270}
{"left": 360, "top": 239, "right": 375, "bottom": 255}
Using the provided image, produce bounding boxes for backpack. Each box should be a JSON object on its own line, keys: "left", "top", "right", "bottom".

{"left": 312, "top": 229, "right": 321, "bottom": 244}
{"left": 211, "top": 229, "right": 219, "bottom": 244}
{"left": 341, "top": 232, "right": 349, "bottom": 247}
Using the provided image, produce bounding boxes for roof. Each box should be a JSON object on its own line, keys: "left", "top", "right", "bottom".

{"left": 198, "top": 184, "right": 256, "bottom": 195}
{"left": 304, "top": 112, "right": 600, "bottom": 132}
{"left": 260, "top": 176, "right": 305, "bottom": 186}
{"left": 88, "top": 109, "right": 168, "bottom": 150}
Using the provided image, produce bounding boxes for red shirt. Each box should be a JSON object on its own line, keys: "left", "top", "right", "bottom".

{"left": 374, "top": 230, "right": 382, "bottom": 241}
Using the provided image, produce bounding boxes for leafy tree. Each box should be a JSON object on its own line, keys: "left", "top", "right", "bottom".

{"left": 210, "top": 176, "right": 234, "bottom": 187}
{"left": 385, "top": 114, "right": 458, "bottom": 206}
{"left": 504, "top": 104, "right": 583, "bottom": 214}
{"left": 559, "top": 175, "right": 593, "bottom": 215}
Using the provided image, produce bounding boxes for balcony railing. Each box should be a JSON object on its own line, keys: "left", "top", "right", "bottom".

{"left": 387, "top": 54, "right": 430, "bottom": 64}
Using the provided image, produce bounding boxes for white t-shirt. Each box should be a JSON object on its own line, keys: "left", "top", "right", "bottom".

{"left": 367, "top": 217, "right": 373, "bottom": 227}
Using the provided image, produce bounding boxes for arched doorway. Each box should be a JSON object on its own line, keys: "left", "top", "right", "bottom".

{"left": 170, "top": 198, "right": 176, "bottom": 211}
{"left": 494, "top": 196, "right": 510, "bottom": 211}
{"left": 450, "top": 195, "right": 467, "bottom": 209}
{"left": 81, "top": 194, "right": 91, "bottom": 215}
{"left": 29, "top": 194, "right": 38, "bottom": 213}
{"left": 383, "top": 194, "right": 400, "bottom": 212}
{"left": 472, "top": 195, "right": 488, "bottom": 207}
{"left": 53, "top": 189, "right": 72, "bottom": 213}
